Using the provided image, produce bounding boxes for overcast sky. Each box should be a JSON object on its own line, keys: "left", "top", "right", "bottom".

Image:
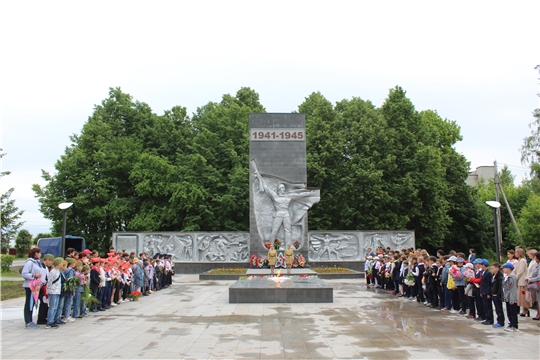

{"left": 1, "top": 1, "right": 539, "bottom": 237}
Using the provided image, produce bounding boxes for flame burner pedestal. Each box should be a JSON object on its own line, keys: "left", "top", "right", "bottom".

{"left": 228, "top": 277, "right": 333, "bottom": 303}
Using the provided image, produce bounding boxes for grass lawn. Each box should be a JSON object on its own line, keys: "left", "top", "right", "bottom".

{"left": 313, "top": 267, "right": 355, "bottom": 273}
{"left": 1, "top": 280, "right": 25, "bottom": 301}
{"left": 0, "top": 266, "right": 22, "bottom": 277}
{"left": 207, "top": 268, "right": 247, "bottom": 275}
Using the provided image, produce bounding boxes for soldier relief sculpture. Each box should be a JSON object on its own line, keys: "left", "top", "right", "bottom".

{"left": 309, "top": 233, "right": 359, "bottom": 260}
{"left": 142, "top": 233, "right": 250, "bottom": 262}
{"left": 144, "top": 234, "right": 194, "bottom": 261}
{"left": 251, "top": 159, "right": 320, "bottom": 249}
{"left": 363, "top": 232, "right": 413, "bottom": 253}
{"left": 197, "top": 234, "right": 250, "bottom": 262}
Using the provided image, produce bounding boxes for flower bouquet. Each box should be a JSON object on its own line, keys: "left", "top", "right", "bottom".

{"left": 293, "top": 241, "right": 300, "bottom": 249}
{"left": 404, "top": 273, "right": 415, "bottom": 286}
{"left": 449, "top": 265, "right": 461, "bottom": 279}
{"left": 262, "top": 258, "right": 269, "bottom": 267}
{"left": 64, "top": 276, "right": 81, "bottom": 292}
{"left": 76, "top": 272, "right": 86, "bottom": 286}
{"left": 264, "top": 242, "right": 271, "bottom": 249}
{"left": 463, "top": 268, "right": 474, "bottom": 282}
{"left": 366, "top": 269, "right": 373, "bottom": 280}
{"left": 385, "top": 272, "right": 391, "bottom": 279}
{"left": 28, "top": 279, "right": 42, "bottom": 310}
{"left": 129, "top": 291, "right": 142, "bottom": 301}
{"left": 273, "top": 239, "right": 281, "bottom": 250}
{"left": 292, "top": 256, "right": 299, "bottom": 268}
{"left": 298, "top": 254, "right": 306, "bottom": 267}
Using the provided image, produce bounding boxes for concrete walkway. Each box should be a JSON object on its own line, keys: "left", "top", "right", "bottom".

{"left": 1, "top": 275, "right": 539, "bottom": 359}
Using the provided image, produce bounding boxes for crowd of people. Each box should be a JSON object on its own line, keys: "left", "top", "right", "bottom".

{"left": 20, "top": 246, "right": 175, "bottom": 329}
{"left": 364, "top": 246, "right": 540, "bottom": 331}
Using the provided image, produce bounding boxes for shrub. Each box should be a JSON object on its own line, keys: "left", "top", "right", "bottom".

{"left": 1, "top": 254, "right": 15, "bottom": 271}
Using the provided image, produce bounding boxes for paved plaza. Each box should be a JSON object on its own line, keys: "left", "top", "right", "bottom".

{"left": 1, "top": 275, "right": 539, "bottom": 359}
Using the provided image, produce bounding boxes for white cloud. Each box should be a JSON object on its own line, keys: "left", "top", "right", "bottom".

{"left": 1, "top": 0, "right": 539, "bottom": 235}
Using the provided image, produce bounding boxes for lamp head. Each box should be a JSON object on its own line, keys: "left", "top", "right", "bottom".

{"left": 485, "top": 201, "right": 501, "bottom": 209}
{"left": 58, "top": 202, "right": 73, "bottom": 210}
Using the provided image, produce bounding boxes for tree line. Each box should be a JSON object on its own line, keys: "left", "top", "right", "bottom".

{"left": 30, "top": 86, "right": 538, "bottom": 256}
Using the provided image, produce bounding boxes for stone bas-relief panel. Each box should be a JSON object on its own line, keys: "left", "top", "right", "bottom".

{"left": 307, "top": 231, "right": 415, "bottom": 261}
{"left": 112, "top": 230, "right": 414, "bottom": 263}
{"left": 363, "top": 232, "right": 414, "bottom": 255}
{"left": 112, "top": 232, "right": 250, "bottom": 263}
{"left": 144, "top": 234, "right": 193, "bottom": 261}
{"left": 308, "top": 233, "right": 359, "bottom": 260}
{"left": 196, "top": 234, "right": 250, "bottom": 262}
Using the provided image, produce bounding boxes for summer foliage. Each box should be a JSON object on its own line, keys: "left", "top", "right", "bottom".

{"left": 1, "top": 152, "right": 24, "bottom": 253}
{"left": 33, "top": 86, "right": 520, "bottom": 255}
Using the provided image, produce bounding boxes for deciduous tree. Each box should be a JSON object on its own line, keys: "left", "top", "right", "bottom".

{"left": 15, "top": 229, "right": 32, "bottom": 256}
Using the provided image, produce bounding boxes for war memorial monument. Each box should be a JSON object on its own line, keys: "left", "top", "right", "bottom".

{"left": 112, "top": 113, "right": 415, "bottom": 302}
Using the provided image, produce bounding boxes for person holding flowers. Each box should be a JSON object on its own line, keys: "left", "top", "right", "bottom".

{"left": 451, "top": 258, "right": 467, "bottom": 315}
{"left": 463, "top": 263, "right": 477, "bottom": 319}
{"left": 21, "top": 247, "right": 44, "bottom": 329}
{"left": 61, "top": 258, "right": 77, "bottom": 322}
{"left": 72, "top": 262, "right": 86, "bottom": 319}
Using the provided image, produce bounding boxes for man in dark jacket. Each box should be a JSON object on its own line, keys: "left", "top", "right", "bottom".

{"left": 479, "top": 259, "right": 493, "bottom": 325}
{"left": 490, "top": 262, "right": 505, "bottom": 328}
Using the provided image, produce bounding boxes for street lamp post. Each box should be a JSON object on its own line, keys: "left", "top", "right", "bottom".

{"left": 486, "top": 201, "right": 501, "bottom": 263}
{"left": 58, "top": 202, "right": 73, "bottom": 258}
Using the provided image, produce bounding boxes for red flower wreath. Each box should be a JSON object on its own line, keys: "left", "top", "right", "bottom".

{"left": 250, "top": 254, "right": 258, "bottom": 268}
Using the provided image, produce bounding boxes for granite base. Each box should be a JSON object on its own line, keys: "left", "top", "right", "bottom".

{"left": 229, "top": 277, "right": 333, "bottom": 303}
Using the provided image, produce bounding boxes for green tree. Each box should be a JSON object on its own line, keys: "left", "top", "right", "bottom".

{"left": 33, "top": 88, "right": 154, "bottom": 252}
{"left": 33, "top": 233, "right": 53, "bottom": 245}
{"left": 520, "top": 64, "right": 540, "bottom": 188}
{"left": 33, "top": 87, "right": 265, "bottom": 252}
{"left": 15, "top": 229, "right": 32, "bottom": 256}
{"left": 0, "top": 153, "right": 24, "bottom": 253}
{"left": 475, "top": 167, "right": 531, "bottom": 252}
{"left": 301, "top": 87, "right": 483, "bottom": 252}
{"left": 420, "top": 110, "right": 491, "bottom": 254}
{"left": 517, "top": 193, "right": 540, "bottom": 248}
{"left": 34, "top": 85, "right": 495, "bottom": 255}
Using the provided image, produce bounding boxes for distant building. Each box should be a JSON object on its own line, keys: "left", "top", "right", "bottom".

{"left": 466, "top": 166, "right": 495, "bottom": 186}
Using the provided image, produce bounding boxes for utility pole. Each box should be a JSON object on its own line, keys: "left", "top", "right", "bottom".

{"left": 494, "top": 161, "right": 503, "bottom": 262}
{"left": 498, "top": 183, "right": 522, "bottom": 241}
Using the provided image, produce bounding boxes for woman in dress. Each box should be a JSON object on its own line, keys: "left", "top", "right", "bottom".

{"left": 526, "top": 248, "right": 539, "bottom": 320}
{"left": 515, "top": 248, "right": 531, "bottom": 316}
{"left": 525, "top": 251, "right": 540, "bottom": 326}
{"left": 284, "top": 244, "right": 294, "bottom": 275}
{"left": 268, "top": 247, "right": 277, "bottom": 276}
